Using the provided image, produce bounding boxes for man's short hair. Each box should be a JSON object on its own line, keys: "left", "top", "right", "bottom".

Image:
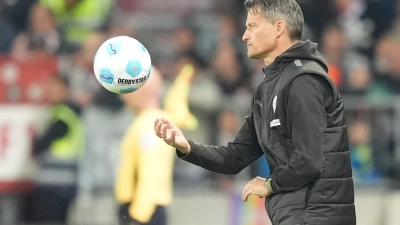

{"left": 244, "top": 0, "right": 304, "bottom": 41}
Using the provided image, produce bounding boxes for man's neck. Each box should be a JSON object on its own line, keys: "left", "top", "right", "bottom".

{"left": 263, "top": 40, "right": 299, "bottom": 66}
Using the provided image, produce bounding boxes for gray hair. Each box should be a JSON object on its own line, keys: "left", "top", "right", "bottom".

{"left": 244, "top": 0, "right": 304, "bottom": 40}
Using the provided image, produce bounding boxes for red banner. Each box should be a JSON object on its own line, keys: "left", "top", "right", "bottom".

{"left": 0, "top": 55, "right": 58, "bottom": 103}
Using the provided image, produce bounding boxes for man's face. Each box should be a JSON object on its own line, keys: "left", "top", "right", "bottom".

{"left": 45, "top": 77, "right": 68, "bottom": 104}
{"left": 242, "top": 9, "right": 277, "bottom": 60}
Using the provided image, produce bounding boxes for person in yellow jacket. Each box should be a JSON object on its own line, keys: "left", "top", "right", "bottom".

{"left": 115, "top": 65, "right": 197, "bottom": 225}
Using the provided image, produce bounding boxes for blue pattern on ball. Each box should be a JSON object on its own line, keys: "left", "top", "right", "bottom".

{"left": 99, "top": 69, "right": 114, "bottom": 84}
{"left": 125, "top": 60, "right": 142, "bottom": 77}
{"left": 137, "top": 42, "right": 147, "bottom": 52}
{"left": 120, "top": 87, "right": 137, "bottom": 93}
{"left": 106, "top": 42, "right": 121, "bottom": 55}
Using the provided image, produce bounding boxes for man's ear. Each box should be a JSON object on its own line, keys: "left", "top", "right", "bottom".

{"left": 275, "top": 20, "right": 286, "bottom": 38}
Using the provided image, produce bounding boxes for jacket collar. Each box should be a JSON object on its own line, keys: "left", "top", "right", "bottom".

{"left": 262, "top": 60, "right": 282, "bottom": 82}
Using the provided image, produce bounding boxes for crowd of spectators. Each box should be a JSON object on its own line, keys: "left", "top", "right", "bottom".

{"left": 1, "top": 0, "right": 400, "bottom": 224}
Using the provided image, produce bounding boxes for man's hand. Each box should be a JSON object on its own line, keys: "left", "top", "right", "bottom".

{"left": 242, "top": 176, "right": 272, "bottom": 202}
{"left": 154, "top": 117, "right": 191, "bottom": 154}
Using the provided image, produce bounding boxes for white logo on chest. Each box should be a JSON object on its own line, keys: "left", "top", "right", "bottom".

{"left": 270, "top": 119, "right": 281, "bottom": 127}
{"left": 272, "top": 96, "right": 277, "bottom": 113}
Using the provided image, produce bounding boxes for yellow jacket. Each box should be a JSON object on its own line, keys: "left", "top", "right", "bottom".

{"left": 115, "top": 109, "right": 174, "bottom": 223}
{"left": 115, "top": 64, "right": 198, "bottom": 223}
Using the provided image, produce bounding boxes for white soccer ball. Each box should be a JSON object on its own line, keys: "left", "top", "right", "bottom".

{"left": 93, "top": 36, "right": 152, "bottom": 94}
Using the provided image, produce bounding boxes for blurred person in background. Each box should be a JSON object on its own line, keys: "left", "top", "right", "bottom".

{"left": 372, "top": 32, "right": 400, "bottom": 96}
{"left": 319, "top": 23, "right": 372, "bottom": 94}
{"left": 0, "top": 0, "right": 36, "bottom": 32}
{"left": 154, "top": 0, "right": 356, "bottom": 224}
{"left": 39, "top": 0, "right": 114, "bottom": 52}
{"left": 116, "top": 66, "right": 197, "bottom": 225}
{"left": 211, "top": 31, "right": 252, "bottom": 95}
{"left": 10, "top": 3, "right": 67, "bottom": 61}
{"left": 296, "top": 0, "right": 337, "bottom": 43}
{"left": 348, "top": 119, "right": 382, "bottom": 184}
{"left": 212, "top": 13, "right": 253, "bottom": 98}
{"left": 28, "top": 74, "right": 84, "bottom": 224}
{"left": 0, "top": 1, "right": 19, "bottom": 53}
{"left": 333, "top": 0, "right": 397, "bottom": 59}
{"left": 169, "top": 25, "right": 207, "bottom": 78}
{"left": 116, "top": 68, "right": 171, "bottom": 225}
{"left": 211, "top": 13, "right": 255, "bottom": 147}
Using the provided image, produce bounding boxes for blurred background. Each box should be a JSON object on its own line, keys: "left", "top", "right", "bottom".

{"left": 0, "top": 0, "right": 400, "bottom": 224}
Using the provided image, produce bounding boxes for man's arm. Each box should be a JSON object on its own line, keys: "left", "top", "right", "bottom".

{"left": 177, "top": 110, "right": 264, "bottom": 175}
{"left": 33, "top": 120, "right": 68, "bottom": 154}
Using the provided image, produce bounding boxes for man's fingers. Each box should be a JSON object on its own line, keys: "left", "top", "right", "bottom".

{"left": 155, "top": 118, "right": 182, "bottom": 149}
{"left": 160, "top": 117, "right": 173, "bottom": 128}
{"left": 242, "top": 185, "right": 247, "bottom": 202}
{"left": 242, "top": 185, "right": 249, "bottom": 202}
{"left": 242, "top": 188, "right": 252, "bottom": 202}
{"left": 161, "top": 124, "right": 168, "bottom": 140}
{"left": 155, "top": 119, "right": 163, "bottom": 137}
{"left": 169, "top": 130, "right": 176, "bottom": 144}
{"left": 154, "top": 118, "right": 161, "bottom": 130}
{"left": 155, "top": 117, "right": 175, "bottom": 141}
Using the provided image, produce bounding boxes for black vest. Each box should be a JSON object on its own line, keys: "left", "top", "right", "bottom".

{"left": 256, "top": 59, "right": 356, "bottom": 225}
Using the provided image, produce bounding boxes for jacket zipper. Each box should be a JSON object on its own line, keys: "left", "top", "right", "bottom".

{"left": 262, "top": 80, "right": 279, "bottom": 168}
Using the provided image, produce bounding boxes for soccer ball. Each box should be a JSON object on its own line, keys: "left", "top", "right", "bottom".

{"left": 93, "top": 36, "right": 152, "bottom": 94}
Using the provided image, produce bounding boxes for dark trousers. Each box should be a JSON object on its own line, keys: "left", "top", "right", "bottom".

{"left": 26, "top": 185, "right": 77, "bottom": 224}
{"left": 118, "top": 203, "right": 167, "bottom": 225}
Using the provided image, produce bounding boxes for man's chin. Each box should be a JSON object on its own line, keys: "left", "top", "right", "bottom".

{"left": 248, "top": 53, "right": 262, "bottom": 59}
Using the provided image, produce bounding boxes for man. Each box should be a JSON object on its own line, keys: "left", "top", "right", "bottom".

{"left": 30, "top": 75, "right": 84, "bottom": 224}
{"left": 154, "top": 0, "right": 356, "bottom": 224}
{"left": 115, "top": 66, "right": 197, "bottom": 225}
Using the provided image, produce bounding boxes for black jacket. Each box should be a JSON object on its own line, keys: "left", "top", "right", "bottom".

{"left": 179, "top": 40, "right": 356, "bottom": 224}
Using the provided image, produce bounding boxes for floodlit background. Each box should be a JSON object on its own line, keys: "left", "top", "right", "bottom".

{"left": 0, "top": 0, "right": 400, "bottom": 224}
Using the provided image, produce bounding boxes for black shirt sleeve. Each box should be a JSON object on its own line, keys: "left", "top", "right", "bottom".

{"left": 270, "top": 74, "right": 333, "bottom": 193}
{"left": 33, "top": 120, "right": 69, "bottom": 154}
{"left": 178, "top": 108, "right": 264, "bottom": 175}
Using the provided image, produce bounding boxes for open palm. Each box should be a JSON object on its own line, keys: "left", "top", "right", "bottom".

{"left": 154, "top": 117, "right": 191, "bottom": 154}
